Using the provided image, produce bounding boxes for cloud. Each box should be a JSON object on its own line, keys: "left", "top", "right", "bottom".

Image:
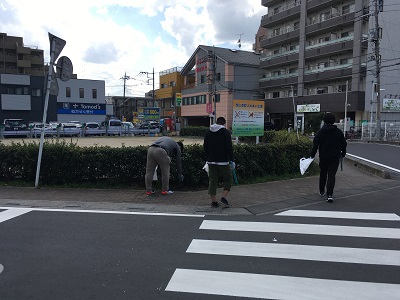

{"left": 0, "top": 0, "right": 266, "bottom": 97}
{"left": 83, "top": 43, "right": 119, "bottom": 64}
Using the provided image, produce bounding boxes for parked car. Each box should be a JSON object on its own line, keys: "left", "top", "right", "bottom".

{"left": 121, "top": 121, "right": 135, "bottom": 129}
{"left": 3, "top": 119, "right": 27, "bottom": 131}
{"left": 83, "top": 122, "right": 100, "bottom": 129}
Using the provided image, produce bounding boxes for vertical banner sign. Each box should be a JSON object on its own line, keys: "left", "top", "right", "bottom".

{"left": 232, "top": 100, "right": 264, "bottom": 136}
{"left": 206, "top": 103, "right": 213, "bottom": 114}
{"left": 176, "top": 93, "right": 182, "bottom": 107}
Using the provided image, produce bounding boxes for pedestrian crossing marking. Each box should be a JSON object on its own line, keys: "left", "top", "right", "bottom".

{"left": 187, "top": 239, "right": 400, "bottom": 266}
{"left": 276, "top": 210, "right": 400, "bottom": 221}
{"left": 200, "top": 220, "right": 400, "bottom": 239}
{"left": 0, "top": 208, "right": 32, "bottom": 224}
{"left": 166, "top": 269, "right": 400, "bottom": 300}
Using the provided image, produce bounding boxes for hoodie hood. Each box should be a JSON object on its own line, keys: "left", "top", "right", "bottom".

{"left": 210, "top": 124, "right": 225, "bottom": 132}
{"left": 321, "top": 124, "right": 337, "bottom": 133}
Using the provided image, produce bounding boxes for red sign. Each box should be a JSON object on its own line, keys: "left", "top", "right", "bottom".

{"left": 206, "top": 103, "right": 213, "bottom": 114}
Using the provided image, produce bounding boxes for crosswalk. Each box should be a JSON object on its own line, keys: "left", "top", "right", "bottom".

{"left": 165, "top": 209, "right": 400, "bottom": 299}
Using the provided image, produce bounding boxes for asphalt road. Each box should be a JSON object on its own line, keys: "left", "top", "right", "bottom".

{"left": 347, "top": 142, "right": 400, "bottom": 171}
{"left": 1, "top": 187, "right": 400, "bottom": 299}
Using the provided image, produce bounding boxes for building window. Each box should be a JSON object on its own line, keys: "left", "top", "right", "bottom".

{"left": 272, "top": 92, "right": 280, "bottom": 98}
{"left": 342, "top": 4, "right": 355, "bottom": 14}
{"left": 341, "top": 31, "right": 350, "bottom": 38}
{"left": 161, "top": 83, "right": 167, "bottom": 88}
{"left": 273, "top": 28, "right": 281, "bottom": 36}
{"left": 273, "top": 70, "right": 281, "bottom": 76}
{"left": 319, "top": 36, "right": 330, "bottom": 43}
{"left": 273, "top": 49, "right": 280, "bottom": 55}
{"left": 32, "top": 89, "right": 41, "bottom": 97}
{"left": 200, "top": 75, "right": 206, "bottom": 83}
{"left": 214, "top": 94, "right": 220, "bottom": 103}
{"left": 273, "top": 6, "right": 281, "bottom": 15}
{"left": 317, "top": 87, "right": 328, "bottom": 94}
{"left": 169, "top": 81, "right": 176, "bottom": 87}
{"left": 15, "top": 87, "right": 29, "bottom": 95}
{"left": 216, "top": 73, "right": 221, "bottom": 81}
{"left": 92, "top": 89, "right": 97, "bottom": 99}
{"left": 290, "top": 44, "right": 299, "bottom": 51}
{"left": 289, "top": 68, "right": 298, "bottom": 74}
{"left": 79, "top": 88, "right": 84, "bottom": 98}
{"left": 294, "top": 21, "right": 300, "bottom": 30}
{"left": 66, "top": 87, "right": 71, "bottom": 97}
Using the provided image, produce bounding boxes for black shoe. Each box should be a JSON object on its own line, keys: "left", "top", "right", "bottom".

{"left": 327, "top": 195, "right": 333, "bottom": 203}
{"left": 319, "top": 191, "right": 325, "bottom": 197}
{"left": 220, "top": 197, "right": 230, "bottom": 208}
{"left": 211, "top": 201, "right": 220, "bottom": 208}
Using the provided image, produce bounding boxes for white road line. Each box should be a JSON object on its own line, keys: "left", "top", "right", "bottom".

{"left": 200, "top": 220, "right": 400, "bottom": 239}
{"left": 347, "top": 153, "right": 400, "bottom": 173}
{"left": 0, "top": 264, "right": 3, "bottom": 274}
{"left": 0, "top": 207, "right": 204, "bottom": 218}
{"left": 0, "top": 208, "right": 32, "bottom": 223}
{"left": 166, "top": 269, "right": 400, "bottom": 300}
{"left": 187, "top": 239, "right": 400, "bottom": 266}
{"left": 276, "top": 210, "right": 400, "bottom": 221}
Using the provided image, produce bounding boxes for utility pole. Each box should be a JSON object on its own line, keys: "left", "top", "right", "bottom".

{"left": 373, "top": 0, "right": 383, "bottom": 140}
{"left": 120, "top": 72, "right": 131, "bottom": 121}
{"left": 139, "top": 68, "right": 155, "bottom": 102}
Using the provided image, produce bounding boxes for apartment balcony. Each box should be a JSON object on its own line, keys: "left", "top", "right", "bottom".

{"left": 261, "top": 2, "right": 301, "bottom": 27}
{"left": 0, "top": 53, "right": 17, "bottom": 63}
{"left": 17, "top": 59, "right": 31, "bottom": 68}
{"left": 260, "top": 28, "right": 300, "bottom": 49}
{"left": 261, "top": 0, "right": 281, "bottom": 7}
{"left": 303, "top": 64, "right": 352, "bottom": 82}
{"left": 17, "top": 46, "right": 31, "bottom": 54}
{"left": 260, "top": 50, "right": 299, "bottom": 68}
{"left": 307, "top": 0, "right": 341, "bottom": 12}
{"left": 306, "top": 12, "right": 355, "bottom": 35}
{"left": 305, "top": 36, "right": 354, "bottom": 59}
{"left": 259, "top": 73, "right": 298, "bottom": 89}
{"left": 31, "top": 56, "right": 44, "bottom": 65}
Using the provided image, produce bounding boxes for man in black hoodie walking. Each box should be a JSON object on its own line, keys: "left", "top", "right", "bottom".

{"left": 204, "top": 117, "right": 234, "bottom": 208}
{"left": 311, "top": 112, "right": 347, "bottom": 202}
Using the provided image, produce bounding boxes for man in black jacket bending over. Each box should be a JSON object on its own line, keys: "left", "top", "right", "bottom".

{"left": 204, "top": 117, "right": 234, "bottom": 208}
{"left": 311, "top": 112, "right": 347, "bottom": 202}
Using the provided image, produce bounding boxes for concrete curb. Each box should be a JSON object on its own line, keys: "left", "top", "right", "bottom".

{"left": 344, "top": 156, "right": 391, "bottom": 179}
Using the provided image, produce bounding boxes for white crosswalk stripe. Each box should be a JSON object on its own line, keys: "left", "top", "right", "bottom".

{"left": 166, "top": 210, "right": 400, "bottom": 299}
{"left": 0, "top": 208, "right": 32, "bottom": 223}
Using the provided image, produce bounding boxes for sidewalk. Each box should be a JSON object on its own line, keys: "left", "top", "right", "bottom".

{"left": 1, "top": 159, "right": 399, "bottom": 215}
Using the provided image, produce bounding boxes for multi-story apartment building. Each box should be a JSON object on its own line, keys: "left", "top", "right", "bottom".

{"left": 1, "top": 32, "right": 45, "bottom": 76}
{"left": 365, "top": 0, "right": 400, "bottom": 122}
{"left": 154, "top": 67, "right": 184, "bottom": 120}
{"left": 180, "top": 45, "right": 264, "bottom": 128}
{"left": 259, "top": 0, "right": 369, "bottom": 130}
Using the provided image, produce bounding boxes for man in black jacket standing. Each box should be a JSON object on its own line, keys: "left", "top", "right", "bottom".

{"left": 204, "top": 117, "right": 234, "bottom": 208}
{"left": 311, "top": 112, "right": 347, "bottom": 202}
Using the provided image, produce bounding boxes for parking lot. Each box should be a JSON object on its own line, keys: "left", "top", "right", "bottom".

{"left": 0, "top": 135, "right": 204, "bottom": 148}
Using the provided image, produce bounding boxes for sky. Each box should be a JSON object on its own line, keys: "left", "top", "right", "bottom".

{"left": 0, "top": 0, "right": 267, "bottom": 98}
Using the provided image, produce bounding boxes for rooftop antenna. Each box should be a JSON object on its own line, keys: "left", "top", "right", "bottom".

{"left": 236, "top": 33, "right": 243, "bottom": 49}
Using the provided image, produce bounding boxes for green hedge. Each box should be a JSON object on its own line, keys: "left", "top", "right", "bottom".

{"left": 0, "top": 135, "right": 314, "bottom": 189}
{"left": 180, "top": 126, "right": 209, "bottom": 136}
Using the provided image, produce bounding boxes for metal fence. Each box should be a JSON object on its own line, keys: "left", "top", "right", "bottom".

{"left": 335, "top": 122, "right": 400, "bottom": 142}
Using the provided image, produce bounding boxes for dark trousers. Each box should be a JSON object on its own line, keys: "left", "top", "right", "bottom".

{"left": 319, "top": 158, "right": 340, "bottom": 196}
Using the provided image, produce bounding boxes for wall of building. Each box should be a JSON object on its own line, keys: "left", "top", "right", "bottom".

{"left": 57, "top": 78, "right": 106, "bottom": 124}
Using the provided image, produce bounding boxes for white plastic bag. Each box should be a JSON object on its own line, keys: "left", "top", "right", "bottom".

{"left": 202, "top": 162, "right": 209, "bottom": 176}
{"left": 153, "top": 165, "right": 158, "bottom": 181}
{"left": 299, "top": 157, "right": 314, "bottom": 175}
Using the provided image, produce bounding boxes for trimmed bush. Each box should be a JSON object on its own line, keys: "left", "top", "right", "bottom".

{"left": 0, "top": 136, "right": 314, "bottom": 189}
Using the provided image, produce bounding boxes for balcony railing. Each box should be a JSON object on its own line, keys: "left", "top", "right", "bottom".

{"left": 262, "top": 0, "right": 301, "bottom": 18}
{"left": 268, "top": 24, "right": 299, "bottom": 38}
{"left": 306, "top": 35, "right": 354, "bottom": 50}
{"left": 259, "top": 72, "right": 298, "bottom": 82}
{"left": 306, "top": 8, "right": 354, "bottom": 26}
{"left": 305, "top": 63, "right": 352, "bottom": 75}
{"left": 260, "top": 49, "right": 299, "bottom": 61}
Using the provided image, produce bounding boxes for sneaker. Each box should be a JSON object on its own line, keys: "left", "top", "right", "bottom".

{"left": 319, "top": 191, "right": 325, "bottom": 197}
{"left": 161, "top": 190, "right": 174, "bottom": 195}
{"left": 146, "top": 189, "right": 155, "bottom": 196}
{"left": 211, "top": 201, "right": 220, "bottom": 208}
{"left": 220, "top": 197, "right": 230, "bottom": 208}
{"left": 327, "top": 195, "right": 333, "bottom": 203}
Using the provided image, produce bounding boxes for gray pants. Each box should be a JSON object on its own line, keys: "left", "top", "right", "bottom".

{"left": 145, "top": 146, "right": 171, "bottom": 192}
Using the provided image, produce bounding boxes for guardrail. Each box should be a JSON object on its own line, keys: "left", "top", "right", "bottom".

{"left": 0, "top": 127, "right": 160, "bottom": 139}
